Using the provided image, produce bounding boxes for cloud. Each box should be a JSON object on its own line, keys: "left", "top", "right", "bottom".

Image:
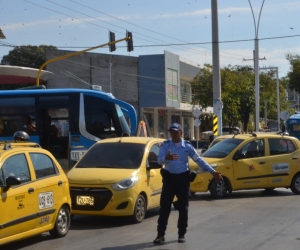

{"left": 150, "top": 7, "right": 250, "bottom": 19}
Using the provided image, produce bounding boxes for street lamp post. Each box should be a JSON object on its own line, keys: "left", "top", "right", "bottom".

{"left": 248, "top": 0, "right": 265, "bottom": 131}
{"left": 105, "top": 60, "right": 112, "bottom": 93}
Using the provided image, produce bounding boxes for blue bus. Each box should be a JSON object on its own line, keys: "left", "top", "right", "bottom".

{"left": 286, "top": 112, "right": 300, "bottom": 140}
{"left": 0, "top": 88, "right": 137, "bottom": 170}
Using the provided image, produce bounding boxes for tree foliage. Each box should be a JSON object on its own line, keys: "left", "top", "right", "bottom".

{"left": 1, "top": 45, "right": 57, "bottom": 69}
{"left": 286, "top": 53, "right": 300, "bottom": 93}
{"left": 191, "top": 64, "right": 291, "bottom": 132}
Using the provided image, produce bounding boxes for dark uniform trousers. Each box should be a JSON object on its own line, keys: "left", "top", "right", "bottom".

{"left": 157, "top": 170, "right": 190, "bottom": 237}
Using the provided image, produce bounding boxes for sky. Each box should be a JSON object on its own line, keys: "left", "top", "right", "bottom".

{"left": 0, "top": 0, "right": 300, "bottom": 78}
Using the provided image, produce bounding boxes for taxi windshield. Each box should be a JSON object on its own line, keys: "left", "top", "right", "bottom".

{"left": 202, "top": 138, "right": 243, "bottom": 158}
{"left": 75, "top": 143, "right": 145, "bottom": 169}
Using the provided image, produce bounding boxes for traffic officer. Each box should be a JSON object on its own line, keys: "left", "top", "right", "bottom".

{"left": 153, "top": 123, "right": 222, "bottom": 244}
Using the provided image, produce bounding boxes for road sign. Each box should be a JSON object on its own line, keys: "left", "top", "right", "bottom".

{"left": 213, "top": 115, "right": 218, "bottom": 135}
{"left": 193, "top": 119, "right": 201, "bottom": 127}
{"left": 192, "top": 108, "right": 202, "bottom": 118}
{"left": 280, "top": 110, "right": 289, "bottom": 121}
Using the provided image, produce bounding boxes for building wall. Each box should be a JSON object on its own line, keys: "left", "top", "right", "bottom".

{"left": 138, "top": 54, "right": 166, "bottom": 108}
{"left": 45, "top": 50, "right": 139, "bottom": 110}
{"left": 179, "top": 61, "right": 200, "bottom": 80}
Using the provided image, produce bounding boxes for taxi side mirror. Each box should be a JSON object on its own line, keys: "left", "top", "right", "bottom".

{"left": 147, "top": 161, "right": 161, "bottom": 170}
{"left": 201, "top": 149, "right": 207, "bottom": 154}
{"left": 3, "top": 176, "right": 21, "bottom": 192}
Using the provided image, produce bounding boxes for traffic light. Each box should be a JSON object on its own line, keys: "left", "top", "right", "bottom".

{"left": 126, "top": 31, "right": 133, "bottom": 52}
{"left": 109, "top": 31, "right": 116, "bottom": 52}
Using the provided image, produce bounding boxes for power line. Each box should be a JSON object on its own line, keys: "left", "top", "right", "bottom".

{"left": 24, "top": 0, "right": 211, "bottom": 58}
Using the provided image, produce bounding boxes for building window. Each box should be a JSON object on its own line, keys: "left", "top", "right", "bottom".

{"left": 167, "top": 68, "right": 178, "bottom": 101}
{"left": 181, "top": 82, "right": 191, "bottom": 103}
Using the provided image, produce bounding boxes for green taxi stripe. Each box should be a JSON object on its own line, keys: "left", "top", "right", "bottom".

{"left": 236, "top": 173, "right": 289, "bottom": 181}
{"left": 0, "top": 209, "right": 55, "bottom": 230}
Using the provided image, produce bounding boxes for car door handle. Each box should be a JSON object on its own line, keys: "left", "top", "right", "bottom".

{"left": 292, "top": 157, "right": 298, "bottom": 160}
{"left": 28, "top": 188, "right": 34, "bottom": 194}
{"left": 259, "top": 162, "right": 266, "bottom": 164}
{"left": 58, "top": 181, "right": 63, "bottom": 186}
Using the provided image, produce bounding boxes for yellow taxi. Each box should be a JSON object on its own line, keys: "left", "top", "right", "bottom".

{"left": 200, "top": 134, "right": 233, "bottom": 154}
{"left": 67, "top": 137, "right": 165, "bottom": 223}
{"left": 190, "top": 133, "right": 300, "bottom": 198}
{"left": 0, "top": 141, "right": 71, "bottom": 246}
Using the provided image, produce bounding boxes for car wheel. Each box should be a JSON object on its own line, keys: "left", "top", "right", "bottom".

{"left": 209, "top": 179, "right": 227, "bottom": 198}
{"left": 291, "top": 174, "right": 300, "bottom": 194}
{"left": 49, "top": 205, "right": 71, "bottom": 238}
{"left": 131, "top": 194, "right": 146, "bottom": 223}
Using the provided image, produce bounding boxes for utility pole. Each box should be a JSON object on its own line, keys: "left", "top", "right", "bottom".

{"left": 211, "top": 0, "right": 222, "bottom": 136}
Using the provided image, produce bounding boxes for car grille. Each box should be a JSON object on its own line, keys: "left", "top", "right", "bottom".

{"left": 70, "top": 187, "right": 112, "bottom": 211}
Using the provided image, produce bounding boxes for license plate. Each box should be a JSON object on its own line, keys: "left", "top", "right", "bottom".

{"left": 39, "top": 192, "right": 54, "bottom": 210}
{"left": 76, "top": 196, "right": 94, "bottom": 206}
{"left": 71, "top": 150, "right": 86, "bottom": 160}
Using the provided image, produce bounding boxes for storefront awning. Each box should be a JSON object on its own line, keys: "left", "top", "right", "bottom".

{"left": 0, "top": 65, "right": 53, "bottom": 84}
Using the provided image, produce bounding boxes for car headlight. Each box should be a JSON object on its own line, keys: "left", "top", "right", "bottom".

{"left": 112, "top": 176, "right": 138, "bottom": 191}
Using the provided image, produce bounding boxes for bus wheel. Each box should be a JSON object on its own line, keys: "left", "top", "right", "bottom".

{"left": 291, "top": 174, "right": 300, "bottom": 194}
{"left": 131, "top": 195, "right": 146, "bottom": 223}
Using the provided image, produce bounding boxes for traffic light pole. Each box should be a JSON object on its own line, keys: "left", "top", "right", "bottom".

{"left": 36, "top": 36, "right": 131, "bottom": 86}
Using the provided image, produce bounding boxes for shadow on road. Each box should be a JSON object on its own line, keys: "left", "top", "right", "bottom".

{"left": 100, "top": 240, "right": 177, "bottom": 250}
{"left": 3, "top": 234, "right": 55, "bottom": 250}
{"left": 70, "top": 207, "right": 161, "bottom": 230}
{"left": 3, "top": 207, "right": 163, "bottom": 249}
{"left": 189, "top": 188, "right": 294, "bottom": 201}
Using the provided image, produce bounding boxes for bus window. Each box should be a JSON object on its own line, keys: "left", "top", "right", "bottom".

{"left": 84, "top": 95, "right": 130, "bottom": 139}
{"left": 0, "top": 97, "right": 35, "bottom": 115}
{"left": 0, "top": 115, "right": 36, "bottom": 136}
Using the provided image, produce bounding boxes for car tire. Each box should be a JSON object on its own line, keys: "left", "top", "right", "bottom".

{"left": 290, "top": 174, "right": 300, "bottom": 194}
{"left": 49, "top": 205, "right": 71, "bottom": 238}
{"left": 131, "top": 194, "right": 146, "bottom": 223}
{"left": 209, "top": 179, "right": 227, "bottom": 198}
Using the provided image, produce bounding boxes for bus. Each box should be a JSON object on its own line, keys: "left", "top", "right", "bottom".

{"left": 285, "top": 112, "right": 300, "bottom": 140}
{"left": 0, "top": 88, "right": 137, "bottom": 170}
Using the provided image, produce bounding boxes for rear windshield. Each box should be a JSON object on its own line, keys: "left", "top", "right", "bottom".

{"left": 75, "top": 143, "right": 145, "bottom": 169}
{"left": 202, "top": 138, "right": 243, "bottom": 158}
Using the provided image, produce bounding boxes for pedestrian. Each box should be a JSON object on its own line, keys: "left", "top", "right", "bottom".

{"left": 13, "top": 131, "right": 30, "bottom": 142}
{"left": 153, "top": 123, "right": 223, "bottom": 244}
{"left": 22, "top": 115, "right": 36, "bottom": 134}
